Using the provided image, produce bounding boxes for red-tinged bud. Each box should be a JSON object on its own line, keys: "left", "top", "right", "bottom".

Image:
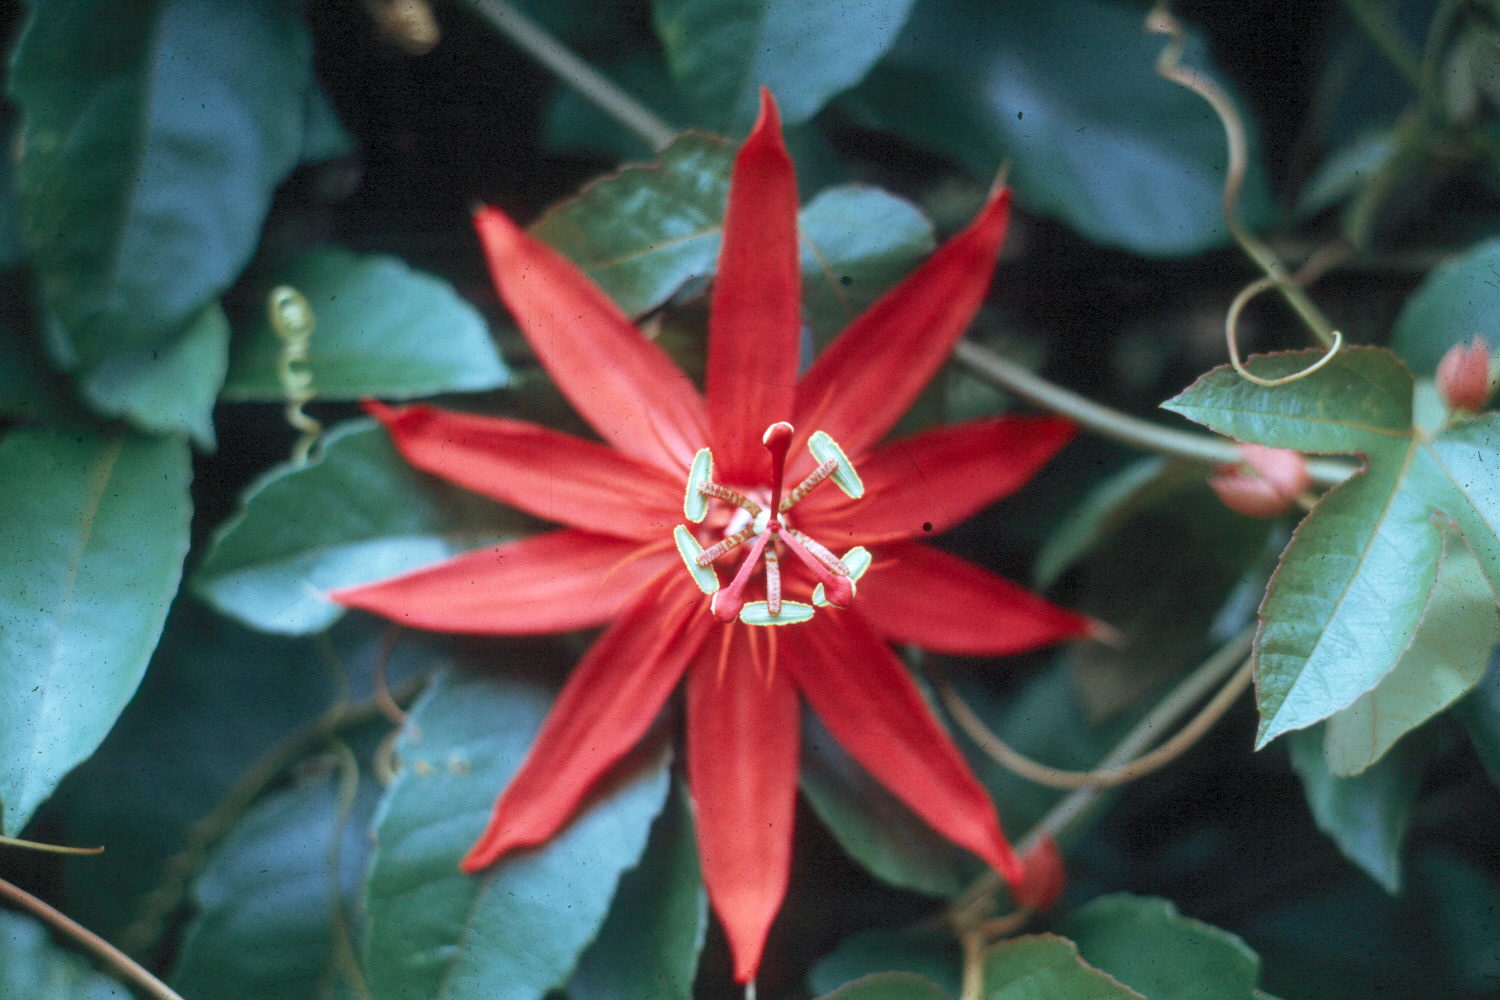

{"left": 1437, "top": 336, "right": 1494, "bottom": 412}
{"left": 1012, "top": 837, "right": 1066, "bottom": 912}
{"left": 1208, "top": 443, "right": 1311, "bottom": 519}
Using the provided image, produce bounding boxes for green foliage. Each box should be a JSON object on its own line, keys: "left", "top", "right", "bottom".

{"left": 0, "top": 429, "right": 190, "bottom": 835}
{"left": 809, "top": 927, "right": 962, "bottom": 997}
{"left": 8, "top": 0, "right": 316, "bottom": 430}
{"left": 0, "top": 910, "right": 125, "bottom": 999}
{"left": 815, "top": 972, "right": 951, "bottom": 1000}
{"left": 363, "top": 670, "right": 671, "bottom": 1000}
{"left": 1287, "top": 727, "right": 1424, "bottom": 892}
{"left": 566, "top": 783, "right": 708, "bottom": 1000}
{"left": 654, "top": 0, "right": 916, "bottom": 130}
{"left": 841, "top": 0, "right": 1274, "bottom": 257}
{"left": 982, "top": 935, "right": 1142, "bottom": 999}
{"left": 1391, "top": 238, "right": 1500, "bottom": 373}
{"left": 194, "top": 421, "right": 530, "bottom": 635}
{"left": 1056, "top": 894, "right": 1262, "bottom": 1000}
{"left": 223, "top": 248, "right": 510, "bottom": 401}
{"left": 170, "top": 760, "right": 380, "bottom": 1000}
{"left": 1164, "top": 348, "right": 1500, "bottom": 747}
{"left": 532, "top": 133, "right": 934, "bottom": 344}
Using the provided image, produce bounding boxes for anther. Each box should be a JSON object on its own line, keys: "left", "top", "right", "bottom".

{"left": 673, "top": 526, "right": 721, "bottom": 595}
{"left": 813, "top": 546, "right": 871, "bottom": 606}
{"left": 808, "top": 430, "right": 864, "bottom": 499}
{"left": 683, "top": 448, "right": 714, "bottom": 522}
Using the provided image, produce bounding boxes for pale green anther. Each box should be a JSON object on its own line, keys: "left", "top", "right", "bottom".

{"left": 683, "top": 448, "right": 713, "bottom": 522}
{"left": 808, "top": 431, "right": 864, "bottom": 498}
{"left": 812, "top": 546, "right": 872, "bottom": 606}
{"left": 673, "top": 525, "right": 720, "bottom": 594}
{"left": 739, "top": 601, "right": 816, "bottom": 626}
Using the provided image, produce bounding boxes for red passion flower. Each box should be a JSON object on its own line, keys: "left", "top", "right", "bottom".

{"left": 333, "top": 91, "right": 1092, "bottom": 982}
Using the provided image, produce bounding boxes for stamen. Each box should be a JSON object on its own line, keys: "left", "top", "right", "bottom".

{"left": 673, "top": 526, "right": 721, "bottom": 595}
{"left": 710, "top": 529, "right": 773, "bottom": 623}
{"left": 762, "top": 421, "right": 794, "bottom": 527}
{"left": 778, "top": 529, "right": 855, "bottom": 607}
{"left": 683, "top": 448, "right": 714, "bottom": 522}
{"left": 739, "top": 600, "right": 815, "bottom": 626}
{"left": 696, "top": 524, "right": 756, "bottom": 565}
{"left": 808, "top": 430, "right": 864, "bottom": 499}
{"left": 813, "top": 546, "right": 872, "bottom": 606}
{"left": 697, "top": 481, "right": 763, "bottom": 516}
{"left": 764, "top": 545, "right": 782, "bottom": 615}
{"left": 780, "top": 458, "right": 838, "bottom": 511}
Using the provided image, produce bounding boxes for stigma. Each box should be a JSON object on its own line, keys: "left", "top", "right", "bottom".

{"left": 673, "top": 423, "right": 870, "bottom": 626}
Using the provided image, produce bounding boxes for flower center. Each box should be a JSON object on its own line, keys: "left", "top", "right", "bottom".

{"left": 673, "top": 422, "right": 871, "bottom": 626}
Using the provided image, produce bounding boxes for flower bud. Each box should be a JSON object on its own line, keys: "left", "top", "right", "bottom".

{"left": 1437, "top": 336, "right": 1494, "bottom": 412}
{"left": 1012, "top": 837, "right": 1066, "bottom": 912}
{"left": 1208, "top": 443, "right": 1310, "bottom": 519}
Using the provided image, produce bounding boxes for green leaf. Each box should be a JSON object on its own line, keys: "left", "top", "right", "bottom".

{"left": 982, "top": 935, "right": 1144, "bottom": 999}
{"left": 53, "top": 601, "right": 369, "bottom": 943}
{"left": 1055, "top": 894, "right": 1261, "bottom": 1000}
{"left": 809, "top": 928, "right": 962, "bottom": 999}
{"left": 1391, "top": 237, "right": 1500, "bottom": 374}
{"left": 0, "top": 910, "right": 125, "bottom": 1000}
{"left": 9, "top": 0, "right": 314, "bottom": 359}
{"left": 223, "top": 248, "right": 509, "bottom": 401}
{"left": 815, "top": 972, "right": 951, "bottom": 1000}
{"left": 532, "top": 134, "right": 733, "bottom": 317}
{"left": 1163, "top": 348, "right": 1500, "bottom": 746}
{"left": 1455, "top": 661, "right": 1500, "bottom": 787}
{"left": 0, "top": 294, "right": 87, "bottom": 427}
{"left": 653, "top": 0, "right": 917, "bottom": 130}
{"left": 797, "top": 185, "right": 934, "bottom": 346}
{"left": 1295, "top": 130, "right": 1397, "bottom": 218}
{"left": 800, "top": 711, "right": 973, "bottom": 898}
{"left": 0, "top": 429, "right": 190, "bottom": 835}
{"left": 1287, "top": 726, "right": 1424, "bottom": 892}
{"left": 841, "top": 0, "right": 1274, "bottom": 257}
{"left": 1323, "top": 533, "right": 1500, "bottom": 776}
{"left": 194, "top": 420, "right": 528, "bottom": 635}
{"left": 171, "top": 760, "right": 380, "bottom": 1000}
{"left": 364, "top": 669, "right": 672, "bottom": 1000}
{"left": 533, "top": 134, "right": 934, "bottom": 339}
{"left": 75, "top": 301, "right": 229, "bottom": 447}
{"left": 567, "top": 782, "right": 708, "bottom": 1000}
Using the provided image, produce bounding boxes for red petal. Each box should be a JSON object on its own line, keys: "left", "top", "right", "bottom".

{"left": 857, "top": 541, "right": 1092, "bottom": 655}
{"left": 687, "top": 626, "right": 800, "bottom": 983}
{"left": 707, "top": 90, "right": 801, "bottom": 481}
{"left": 797, "top": 416, "right": 1075, "bottom": 542}
{"left": 330, "top": 530, "right": 674, "bottom": 635}
{"left": 786, "top": 612, "right": 1025, "bottom": 887}
{"left": 366, "top": 402, "right": 682, "bottom": 538}
{"left": 793, "top": 187, "right": 1012, "bottom": 457}
{"left": 462, "top": 578, "right": 710, "bottom": 869}
{"left": 475, "top": 206, "right": 710, "bottom": 471}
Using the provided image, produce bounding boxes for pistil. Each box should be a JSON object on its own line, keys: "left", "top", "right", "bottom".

{"left": 676, "top": 422, "right": 867, "bottom": 625}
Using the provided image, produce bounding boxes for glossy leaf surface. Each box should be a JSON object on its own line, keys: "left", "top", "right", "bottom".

{"left": 1164, "top": 348, "right": 1500, "bottom": 746}
{"left": 194, "top": 421, "right": 527, "bottom": 634}
{"left": 363, "top": 669, "right": 671, "bottom": 1000}
{"left": 0, "top": 429, "right": 190, "bottom": 835}
{"left": 224, "top": 248, "right": 509, "bottom": 401}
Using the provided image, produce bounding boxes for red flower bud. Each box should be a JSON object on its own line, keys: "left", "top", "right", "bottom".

{"left": 1012, "top": 837, "right": 1066, "bottom": 912}
{"left": 1436, "top": 336, "right": 1493, "bottom": 412}
{"left": 1208, "top": 443, "right": 1310, "bottom": 519}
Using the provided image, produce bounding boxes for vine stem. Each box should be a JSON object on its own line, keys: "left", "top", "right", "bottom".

{"left": 465, "top": 0, "right": 677, "bottom": 150}
{"left": 952, "top": 340, "right": 1352, "bottom": 487}
{"left": 0, "top": 877, "right": 186, "bottom": 1000}
{"left": 952, "top": 630, "right": 1257, "bottom": 916}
